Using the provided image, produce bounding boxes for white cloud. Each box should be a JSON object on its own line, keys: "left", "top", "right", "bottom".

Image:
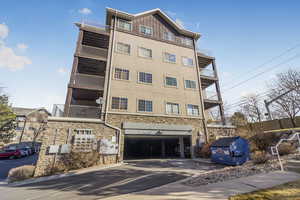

{"left": 0, "top": 23, "right": 9, "bottom": 39}
{"left": 175, "top": 18, "right": 184, "bottom": 28}
{"left": 57, "top": 67, "right": 68, "bottom": 75}
{"left": 78, "top": 8, "right": 92, "bottom": 15}
{"left": 0, "top": 45, "right": 32, "bottom": 71}
{"left": 17, "top": 43, "right": 28, "bottom": 51}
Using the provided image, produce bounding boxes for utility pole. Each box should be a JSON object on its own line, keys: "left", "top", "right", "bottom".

{"left": 264, "top": 81, "right": 300, "bottom": 120}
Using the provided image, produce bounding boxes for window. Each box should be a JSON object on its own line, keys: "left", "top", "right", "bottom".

{"left": 182, "top": 57, "right": 194, "bottom": 66}
{"left": 114, "top": 68, "right": 129, "bottom": 80}
{"left": 140, "top": 25, "right": 153, "bottom": 36}
{"left": 139, "top": 72, "right": 152, "bottom": 83}
{"left": 138, "top": 47, "right": 152, "bottom": 58}
{"left": 182, "top": 37, "right": 193, "bottom": 46}
{"left": 165, "top": 76, "right": 177, "bottom": 87}
{"left": 138, "top": 100, "right": 153, "bottom": 112}
{"left": 187, "top": 104, "right": 199, "bottom": 116}
{"left": 118, "top": 19, "right": 132, "bottom": 31}
{"left": 166, "top": 102, "right": 179, "bottom": 114}
{"left": 116, "top": 42, "right": 130, "bottom": 54}
{"left": 185, "top": 80, "right": 196, "bottom": 89}
{"left": 111, "top": 97, "right": 128, "bottom": 110}
{"left": 163, "top": 31, "right": 174, "bottom": 41}
{"left": 164, "top": 52, "right": 176, "bottom": 63}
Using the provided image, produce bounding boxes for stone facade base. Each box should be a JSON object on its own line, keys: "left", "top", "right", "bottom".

{"left": 207, "top": 125, "right": 237, "bottom": 142}
{"left": 34, "top": 117, "right": 120, "bottom": 177}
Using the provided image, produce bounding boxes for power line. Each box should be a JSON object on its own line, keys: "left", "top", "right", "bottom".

{"left": 221, "top": 43, "right": 300, "bottom": 88}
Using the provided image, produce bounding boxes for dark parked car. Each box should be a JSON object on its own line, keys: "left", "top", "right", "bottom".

{"left": 0, "top": 149, "right": 22, "bottom": 159}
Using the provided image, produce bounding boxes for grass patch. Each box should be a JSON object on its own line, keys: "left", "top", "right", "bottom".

{"left": 229, "top": 179, "right": 300, "bottom": 200}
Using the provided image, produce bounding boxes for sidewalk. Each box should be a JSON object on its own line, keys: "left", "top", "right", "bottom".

{"left": 102, "top": 171, "right": 300, "bottom": 200}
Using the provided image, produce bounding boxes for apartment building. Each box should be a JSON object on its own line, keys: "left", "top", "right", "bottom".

{"left": 63, "top": 8, "right": 225, "bottom": 159}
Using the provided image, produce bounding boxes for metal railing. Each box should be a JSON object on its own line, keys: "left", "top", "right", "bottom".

{"left": 73, "top": 73, "right": 105, "bottom": 91}
{"left": 81, "top": 20, "right": 111, "bottom": 31}
{"left": 203, "top": 91, "right": 219, "bottom": 101}
{"left": 79, "top": 45, "right": 108, "bottom": 59}
{"left": 200, "top": 68, "right": 216, "bottom": 78}
{"left": 69, "top": 105, "right": 101, "bottom": 119}
{"left": 271, "top": 131, "right": 300, "bottom": 171}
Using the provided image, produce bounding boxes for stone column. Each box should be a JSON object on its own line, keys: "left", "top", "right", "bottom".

{"left": 179, "top": 136, "right": 185, "bottom": 158}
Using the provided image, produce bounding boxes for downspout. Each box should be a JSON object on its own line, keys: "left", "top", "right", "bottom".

{"left": 193, "top": 39, "right": 209, "bottom": 143}
{"left": 102, "top": 10, "right": 123, "bottom": 158}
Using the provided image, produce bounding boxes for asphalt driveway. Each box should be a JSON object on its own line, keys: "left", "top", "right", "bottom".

{"left": 0, "top": 159, "right": 224, "bottom": 200}
{"left": 0, "top": 154, "right": 38, "bottom": 181}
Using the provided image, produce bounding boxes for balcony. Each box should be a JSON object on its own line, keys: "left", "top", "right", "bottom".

{"left": 77, "top": 45, "right": 108, "bottom": 61}
{"left": 200, "top": 69, "right": 218, "bottom": 89}
{"left": 69, "top": 105, "right": 101, "bottom": 118}
{"left": 70, "top": 73, "right": 105, "bottom": 91}
{"left": 203, "top": 91, "right": 222, "bottom": 109}
{"left": 76, "top": 21, "right": 111, "bottom": 36}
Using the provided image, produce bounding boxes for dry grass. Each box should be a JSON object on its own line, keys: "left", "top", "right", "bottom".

{"left": 8, "top": 165, "right": 35, "bottom": 182}
{"left": 229, "top": 179, "right": 300, "bottom": 200}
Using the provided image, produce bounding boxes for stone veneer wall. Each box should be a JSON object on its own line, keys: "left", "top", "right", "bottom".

{"left": 207, "top": 125, "right": 237, "bottom": 142}
{"left": 34, "top": 118, "right": 119, "bottom": 177}
{"left": 106, "top": 113, "right": 206, "bottom": 158}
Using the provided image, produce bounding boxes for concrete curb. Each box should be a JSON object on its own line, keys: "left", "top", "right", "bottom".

{"left": 6, "top": 162, "right": 124, "bottom": 187}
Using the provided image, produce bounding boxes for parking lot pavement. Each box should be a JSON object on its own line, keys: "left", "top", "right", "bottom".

{"left": 0, "top": 154, "right": 38, "bottom": 180}
{"left": 0, "top": 161, "right": 189, "bottom": 200}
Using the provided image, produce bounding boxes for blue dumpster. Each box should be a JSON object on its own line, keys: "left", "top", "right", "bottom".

{"left": 210, "top": 136, "right": 250, "bottom": 166}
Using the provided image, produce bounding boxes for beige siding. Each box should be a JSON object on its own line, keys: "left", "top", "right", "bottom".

{"left": 108, "top": 31, "right": 202, "bottom": 118}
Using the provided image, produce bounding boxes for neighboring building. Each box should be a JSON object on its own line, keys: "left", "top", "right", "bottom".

{"left": 12, "top": 107, "right": 51, "bottom": 143}
{"left": 62, "top": 8, "right": 226, "bottom": 159}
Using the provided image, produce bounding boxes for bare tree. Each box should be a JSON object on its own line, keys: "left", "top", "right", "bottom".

{"left": 267, "top": 69, "right": 300, "bottom": 127}
{"left": 240, "top": 94, "right": 265, "bottom": 123}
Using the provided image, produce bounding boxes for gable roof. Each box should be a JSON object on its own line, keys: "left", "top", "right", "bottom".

{"left": 106, "top": 8, "right": 201, "bottom": 40}
{"left": 12, "top": 107, "right": 51, "bottom": 117}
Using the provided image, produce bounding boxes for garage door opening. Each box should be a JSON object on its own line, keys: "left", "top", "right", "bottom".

{"left": 124, "top": 135, "right": 191, "bottom": 159}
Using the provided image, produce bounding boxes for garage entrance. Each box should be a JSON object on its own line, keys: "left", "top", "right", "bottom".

{"left": 124, "top": 135, "right": 191, "bottom": 159}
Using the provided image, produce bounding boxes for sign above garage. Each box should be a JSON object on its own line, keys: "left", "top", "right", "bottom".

{"left": 123, "top": 122, "right": 193, "bottom": 136}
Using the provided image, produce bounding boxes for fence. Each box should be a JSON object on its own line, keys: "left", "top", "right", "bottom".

{"left": 250, "top": 116, "right": 300, "bottom": 131}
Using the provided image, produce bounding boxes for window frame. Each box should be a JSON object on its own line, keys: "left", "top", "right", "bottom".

{"left": 166, "top": 102, "right": 180, "bottom": 115}
{"left": 182, "top": 37, "right": 193, "bottom": 46}
{"left": 139, "top": 25, "right": 153, "bottom": 36}
{"left": 111, "top": 97, "right": 128, "bottom": 110}
{"left": 137, "top": 99, "right": 153, "bottom": 112}
{"left": 182, "top": 56, "right": 194, "bottom": 67}
{"left": 138, "top": 47, "right": 152, "bottom": 59}
{"left": 114, "top": 68, "right": 130, "bottom": 81}
{"left": 184, "top": 79, "right": 197, "bottom": 89}
{"left": 116, "top": 42, "right": 131, "bottom": 55}
{"left": 163, "top": 31, "right": 175, "bottom": 41}
{"left": 186, "top": 104, "right": 200, "bottom": 116}
{"left": 163, "top": 52, "right": 176, "bottom": 63}
{"left": 117, "top": 19, "right": 132, "bottom": 31}
{"left": 165, "top": 76, "right": 178, "bottom": 88}
{"left": 138, "top": 72, "right": 153, "bottom": 84}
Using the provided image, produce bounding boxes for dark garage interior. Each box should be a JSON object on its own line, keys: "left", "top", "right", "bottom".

{"left": 124, "top": 135, "right": 191, "bottom": 159}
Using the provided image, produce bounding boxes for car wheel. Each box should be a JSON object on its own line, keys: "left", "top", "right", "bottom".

{"left": 9, "top": 155, "right": 15, "bottom": 159}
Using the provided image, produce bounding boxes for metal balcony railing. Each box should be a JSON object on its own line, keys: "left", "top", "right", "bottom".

{"left": 200, "top": 68, "right": 216, "bottom": 78}
{"left": 79, "top": 45, "right": 108, "bottom": 60}
{"left": 69, "top": 105, "right": 101, "bottom": 119}
{"left": 73, "top": 74, "right": 105, "bottom": 90}
{"left": 203, "top": 91, "right": 220, "bottom": 101}
{"left": 81, "top": 20, "right": 111, "bottom": 31}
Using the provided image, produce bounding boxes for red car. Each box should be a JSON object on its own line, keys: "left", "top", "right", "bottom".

{"left": 0, "top": 149, "right": 22, "bottom": 159}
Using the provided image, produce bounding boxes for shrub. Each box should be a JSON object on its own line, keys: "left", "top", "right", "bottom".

{"left": 8, "top": 165, "right": 35, "bottom": 182}
{"left": 278, "top": 143, "right": 295, "bottom": 156}
{"left": 199, "top": 143, "right": 212, "bottom": 158}
{"left": 250, "top": 132, "right": 281, "bottom": 151}
{"left": 252, "top": 151, "right": 269, "bottom": 164}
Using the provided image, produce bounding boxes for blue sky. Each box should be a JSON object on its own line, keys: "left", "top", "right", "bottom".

{"left": 0, "top": 0, "right": 300, "bottom": 113}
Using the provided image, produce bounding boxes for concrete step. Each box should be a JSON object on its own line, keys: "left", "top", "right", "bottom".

{"left": 286, "top": 159, "right": 300, "bottom": 167}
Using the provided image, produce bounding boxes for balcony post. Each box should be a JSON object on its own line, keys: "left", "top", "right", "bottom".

{"left": 212, "top": 60, "right": 226, "bottom": 125}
